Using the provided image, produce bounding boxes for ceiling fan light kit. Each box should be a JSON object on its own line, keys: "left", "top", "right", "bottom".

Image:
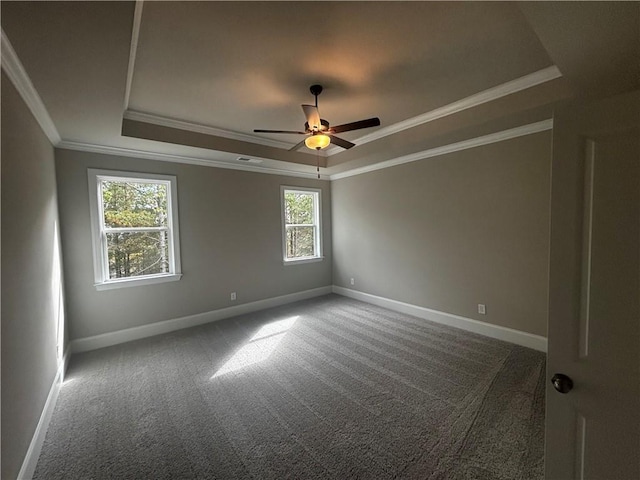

{"left": 305, "top": 134, "right": 331, "bottom": 150}
{"left": 254, "top": 84, "right": 381, "bottom": 152}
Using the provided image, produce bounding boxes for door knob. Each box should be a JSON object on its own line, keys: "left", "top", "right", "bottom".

{"left": 551, "top": 373, "right": 573, "bottom": 394}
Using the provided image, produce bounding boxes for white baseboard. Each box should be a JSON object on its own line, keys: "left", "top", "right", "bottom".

{"left": 332, "top": 286, "right": 547, "bottom": 352}
{"left": 70, "top": 286, "right": 333, "bottom": 354}
{"left": 17, "top": 348, "right": 70, "bottom": 480}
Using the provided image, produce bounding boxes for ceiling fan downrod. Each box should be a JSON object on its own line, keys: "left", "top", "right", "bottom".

{"left": 309, "top": 84, "right": 323, "bottom": 108}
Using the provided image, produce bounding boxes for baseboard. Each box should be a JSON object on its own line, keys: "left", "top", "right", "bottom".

{"left": 332, "top": 286, "right": 547, "bottom": 352}
{"left": 70, "top": 286, "right": 333, "bottom": 354}
{"left": 17, "top": 348, "right": 70, "bottom": 480}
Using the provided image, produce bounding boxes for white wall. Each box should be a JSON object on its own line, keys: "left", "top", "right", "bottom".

{"left": 55, "top": 149, "right": 332, "bottom": 341}
{"left": 332, "top": 131, "right": 551, "bottom": 337}
{"left": 1, "top": 72, "right": 65, "bottom": 480}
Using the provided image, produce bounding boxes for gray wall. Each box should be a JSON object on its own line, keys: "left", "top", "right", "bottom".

{"left": 55, "top": 149, "right": 332, "bottom": 340}
{"left": 1, "top": 73, "right": 65, "bottom": 480}
{"left": 331, "top": 131, "right": 551, "bottom": 337}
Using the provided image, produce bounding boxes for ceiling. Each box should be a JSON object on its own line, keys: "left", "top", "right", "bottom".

{"left": 2, "top": 1, "right": 638, "bottom": 179}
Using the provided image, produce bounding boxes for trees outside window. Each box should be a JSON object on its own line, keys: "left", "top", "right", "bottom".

{"left": 88, "top": 170, "right": 181, "bottom": 290}
{"left": 281, "top": 187, "right": 322, "bottom": 263}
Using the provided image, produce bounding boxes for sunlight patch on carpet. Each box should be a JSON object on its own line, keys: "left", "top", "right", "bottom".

{"left": 212, "top": 315, "right": 298, "bottom": 378}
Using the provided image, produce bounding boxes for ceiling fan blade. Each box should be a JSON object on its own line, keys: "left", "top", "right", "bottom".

{"left": 329, "top": 117, "right": 381, "bottom": 134}
{"left": 329, "top": 135, "right": 356, "bottom": 150}
{"left": 288, "top": 138, "right": 308, "bottom": 152}
{"left": 301, "top": 104, "right": 321, "bottom": 130}
{"left": 254, "top": 129, "right": 306, "bottom": 134}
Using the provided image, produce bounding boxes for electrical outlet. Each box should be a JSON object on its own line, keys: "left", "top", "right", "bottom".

{"left": 478, "top": 304, "right": 486, "bottom": 315}
{"left": 350, "top": 278, "right": 355, "bottom": 286}
{"left": 230, "top": 292, "right": 237, "bottom": 301}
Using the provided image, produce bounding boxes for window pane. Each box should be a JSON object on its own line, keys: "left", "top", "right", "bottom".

{"left": 286, "top": 226, "right": 316, "bottom": 258}
{"left": 284, "top": 192, "right": 314, "bottom": 225}
{"left": 102, "top": 181, "right": 168, "bottom": 228}
{"left": 106, "top": 231, "right": 170, "bottom": 279}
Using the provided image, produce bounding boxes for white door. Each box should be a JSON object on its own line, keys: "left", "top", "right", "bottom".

{"left": 546, "top": 90, "right": 639, "bottom": 479}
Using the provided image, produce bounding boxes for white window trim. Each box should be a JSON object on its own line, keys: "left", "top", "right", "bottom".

{"left": 281, "top": 186, "right": 323, "bottom": 265}
{"left": 88, "top": 169, "right": 182, "bottom": 290}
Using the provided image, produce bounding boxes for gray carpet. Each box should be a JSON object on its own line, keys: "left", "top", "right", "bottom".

{"left": 34, "top": 294, "right": 545, "bottom": 479}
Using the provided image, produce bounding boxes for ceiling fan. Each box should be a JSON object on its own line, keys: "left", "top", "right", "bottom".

{"left": 254, "top": 85, "right": 381, "bottom": 151}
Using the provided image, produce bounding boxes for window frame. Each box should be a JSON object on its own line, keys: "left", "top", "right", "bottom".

{"left": 280, "top": 186, "right": 323, "bottom": 265}
{"left": 87, "top": 169, "right": 182, "bottom": 290}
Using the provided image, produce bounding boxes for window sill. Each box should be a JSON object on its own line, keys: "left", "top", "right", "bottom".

{"left": 283, "top": 256, "right": 324, "bottom": 266}
{"left": 94, "top": 273, "right": 182, "bottom": 291}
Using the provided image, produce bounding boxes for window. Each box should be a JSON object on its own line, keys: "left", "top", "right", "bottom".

{"left": 281, "top": 186, "right": 322, "bottom": 264}
{"left": 88, "top": 169, "right": 181, "bottom": 290}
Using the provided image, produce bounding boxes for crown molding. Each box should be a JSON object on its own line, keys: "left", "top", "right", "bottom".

{"left": 325, "top": 65, "right": 562, "bottom": 155}
{"left": 123, "top": 0, "right": 144, "bottom": 111}
{"left": 123, "top": 109, "right": 304, "bottom": 151}
{"left": 329, "top": 119, "right": 553, "bottom": 180}
{"left": 1, "top": 28, "right": 62, "bottom": 144}
{"left": 57, "top": 140, "right": 330, "bottom": 180}
{"left": 57, "top": 120, "right": 551, "bottom": 183}
{"left": 124, "top": 66, "right": 560, "bottom": 159}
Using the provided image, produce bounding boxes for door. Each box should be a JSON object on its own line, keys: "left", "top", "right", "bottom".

{"left": 546, "top": 90, "right": 639, "bottom": 479}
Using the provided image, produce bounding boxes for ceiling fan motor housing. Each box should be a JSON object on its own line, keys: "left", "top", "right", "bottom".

{"left": 254, "top": 83, "right": 379, "bottom": 151}
{"left": 305, "top": 119, "right": 330, "bottom": 133}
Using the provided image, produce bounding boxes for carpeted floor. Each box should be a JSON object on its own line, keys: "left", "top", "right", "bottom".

{"left": 34, "top": 294, "right": 545, "bottom": 479}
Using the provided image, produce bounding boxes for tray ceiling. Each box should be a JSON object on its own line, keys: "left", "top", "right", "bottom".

{"left": 2, "top": 1, "right": 637, "bottom": 178}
